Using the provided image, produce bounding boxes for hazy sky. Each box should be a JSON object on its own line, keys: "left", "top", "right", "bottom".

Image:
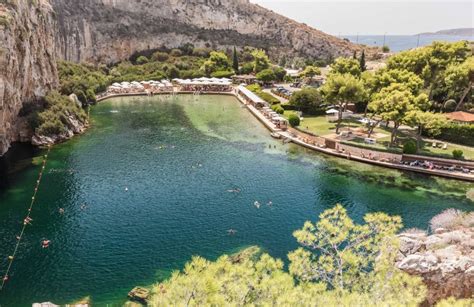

{"left": 250, "top": 1, "right": 473, "bottom": 35}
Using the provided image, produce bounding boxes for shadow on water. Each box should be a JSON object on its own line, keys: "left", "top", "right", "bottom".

{"left": 0, "top": 143, "right": 41, "bottom": 192}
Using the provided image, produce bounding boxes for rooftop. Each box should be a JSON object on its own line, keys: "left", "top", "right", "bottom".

{"left": 445, "top": 111, "right": 474, "bottom": 123}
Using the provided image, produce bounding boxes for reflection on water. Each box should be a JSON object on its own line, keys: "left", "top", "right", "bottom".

{"left": 0, "top": 95, "right": 472, "bottom": 305}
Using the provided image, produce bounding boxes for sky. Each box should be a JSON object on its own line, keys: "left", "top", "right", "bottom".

{"left": 250, "top": 0, "right": 473, "bottom": 35}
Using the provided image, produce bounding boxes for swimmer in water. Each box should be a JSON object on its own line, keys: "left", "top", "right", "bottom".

{"left": 254, "top": 201, "right": 261, "bottom": 209}
{"left": 41, "top": 240, "right": 51, "bottom": 249}
{"left": 227, "top": 229, "right": 237, "bottom": 235}
{"left": 59, "top": 208, "right": 65, "bottom": 214}
{"left": 267, "top": 201, "right": 273, "bottom": 207}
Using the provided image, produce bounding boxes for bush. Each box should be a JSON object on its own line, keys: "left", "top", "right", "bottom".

{"left": 256, "top": 68, "right": 277, "bottom": 82}
{"left": 452, "top": 149, "right": 464, "bottom": 159}
{"left": 246, "top": 84, "right": 261, "bottom": 93}
{"left": 258, "top": 92, "right": 280, "bottom": 105}
{"left": 151, "top": 51, "right": 169, "bottom": 62}
{"left": 210, "top": 70, "right": 235, "bottom": 78}
{"left": 136, "top": 56, "right": 149, "bottom": 65}
{"left": 430, "top": 209, "right": 463, "bottom": 231}
{"left": 288, "top": 114, "right": 301, "bottom": 127}
{"left": 271, "top": 104, "right": 284, "bottom": 114}
{"left": 289, "top": 88, "right": 323, "bottom": 115}
{"left": 433, "top": 124, "right": 474, "bottom": 147}
{"left": 170, "top": 49, "right": 183, "bottom": 57}
{"left": 35, "top": 91, "right": 87, "bottom": 137}
{"left": 239, "top": 62, "right": 254, "bottom": 74}
{"left": 382, "top": 45, "right": 390, "bottom": 53}
{"left": 403, "top": 140, "right": 417, "bottom": 154}
{"left": 192, "top": 48, "right": 212, "bottom": 58}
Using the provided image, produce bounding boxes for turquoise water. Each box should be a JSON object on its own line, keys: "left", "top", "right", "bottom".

{"left": 0, "top": 95, "right": 472, "bottom": 306}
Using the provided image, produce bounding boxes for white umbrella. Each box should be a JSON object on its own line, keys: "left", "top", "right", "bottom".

{"left": 326, "top": 109, "right": 339, "bottom": 114}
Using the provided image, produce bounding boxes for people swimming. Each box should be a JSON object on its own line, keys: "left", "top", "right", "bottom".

{"left": 59, "top": 208, "right": 65, "bottom": 214}
{"left": 227, "top": 229, "right": 237, "bottom": 235}
{"left": 125, "top": 187, "right": 129, "bottom": 192}
{"left": 267, "top": 201, "right": 273, "bottom": 207}
{"left": 23, "top": 217, "right": 33, "bottom": 225}
{"left": 227, "top": 188, "right": 241, "bottom": 193}
{"left": 80, "top": 203, "right": 87, "bottom": 210}
{"left": 254, "top": 201, "right": 261, "bottom": 209}
{"left": 41, "top": 240, "right": 51, "bottom": 249}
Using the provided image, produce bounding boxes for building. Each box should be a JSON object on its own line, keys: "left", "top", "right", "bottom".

{"left": 445, "top": 111, "right": 474, "bottom": 124}
{"left": 232, "top": 75, "right": 257, "bottom": 85}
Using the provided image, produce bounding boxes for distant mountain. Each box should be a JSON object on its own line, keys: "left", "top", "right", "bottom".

{"left": 417, "top": 28, "right": 473, "bottom": 37}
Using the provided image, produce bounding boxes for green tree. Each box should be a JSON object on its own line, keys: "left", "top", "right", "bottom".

{"left": 252, "top": 49, "right": 270, "bottom": 73}
{"left": 329, "top": 58, "right": 361, "bottom": 77}
{"left": 368, "top": 84, "right": 429, "bottom": 146}
{"left": 404, "top": 110, "right": 447, "bottom": 152}
{"left": 289, "top": 88, "right": 323, "bottom": 114}
{"left": 300, "top": 66, "right": 322, "bottom": 83}
{"left": 382, "top": 45, "right": 390, "bottom": 53}
{"left": 202, "top": 51, "right": 230, "bottom": 76}
{"left": 149, "top": 205, "right": 427, "bottom": 306}
{"left": 232, "top": 46, "right": 239, "bottom": 73}
{"left": 359, "top": 50, "right": 366, "bottom": 72}
{"left": 256, "top": 68, "right": 277, "bottom": 82}
{"left": 289, "top": 204, "right": 402, "bottom": 290}
{"left": 443, "top": 57, "right": 474, "bottom": 111}
{"left": 321, "top": 73, "right": 366, "bottom": 133}
{"left": 272, "top": 66, "right": 287, "bottom": 82}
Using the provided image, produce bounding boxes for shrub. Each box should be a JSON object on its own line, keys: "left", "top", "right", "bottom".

{"left": 256, "top": 68, "right": 277, "bottom": 82}
{"left": 239, "top": 62, "right": 254, "bottom": 74}
{"left": 170, "top": 49, "right": 183, "bottom": 57}
{"left": 192, "top": 48, "right": 212, "bottom": 58}
{"left": 35, "top": 91, "right": 87, "bottom": 137}
{"left": 403, "top": 140, "right": 417, "bottom": 154}
{"left": 246, "top": 84, "right": 261, "bottom": 93}
{"left": 289, "top": 88, "right": 323, "bottom": 115}
{"left": 151, "top": 51, "right": 169, "bottom": 62}
{"left": 288, "top": 114, "right": 301, "bottom": 127}
{"left": 382, "top": 45, "right": 390, "bottom": 53}
{"left": 430, "top": 209, "right": 463, "bottom": 231}
{"left": 433, "top": 124, "right": 474, "bottom": 147}
{"left": 259, "top": 92, "right": 280, "bottom": 105}
{"left": 210, "top": 70, "right": 235, "bottom": 78}
{"left": 136, "top": 56, "right": 149, "bottom": 65}
{"left": 452, "top": 149, "right": 464, "bottom": 159}
{"left": 271, "top": 104, "right": 284, "bottom": 114}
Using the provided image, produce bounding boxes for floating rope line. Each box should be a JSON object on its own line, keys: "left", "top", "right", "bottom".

{"left": 0, "top": 145, "right": 51, "bottom": 291}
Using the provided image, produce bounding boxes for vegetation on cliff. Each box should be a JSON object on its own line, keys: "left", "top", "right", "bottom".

{"left": 33, "top": 91, "right": 87, "bottom": 138}
{"left": 148, "top": 205, "right": 431, "bottom": 306}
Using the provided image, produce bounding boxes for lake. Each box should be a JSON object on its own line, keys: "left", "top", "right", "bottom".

{"left": 0, "top": 95, "right": 472, "bottom": 305}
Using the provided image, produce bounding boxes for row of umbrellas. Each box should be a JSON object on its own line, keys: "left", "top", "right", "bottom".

{"left": 173, "top": 77, "right": 232, "bottom": 86}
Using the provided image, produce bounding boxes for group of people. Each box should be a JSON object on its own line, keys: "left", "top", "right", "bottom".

{"left": 402, "top": 160, "right": 472, "bottom": 174}
{"left": 178, "top": 84, "right": 233, "bottom": 93}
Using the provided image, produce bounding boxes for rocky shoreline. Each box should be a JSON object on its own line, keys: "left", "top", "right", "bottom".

{"left": 396, "top": 210, "right": 474, "bottom": 305}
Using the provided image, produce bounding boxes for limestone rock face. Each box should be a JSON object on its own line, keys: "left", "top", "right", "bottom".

{"left": 0, "top": 0, "right": 58, "bottom": 155}
{"left": 1, "top": 0, "right": 364, "bottom": 155}
{"left": 396, "top": 228, "right": 474, "bottom": 305}
{"left": 51, "top": 0, "right": 362, "bottom": 64}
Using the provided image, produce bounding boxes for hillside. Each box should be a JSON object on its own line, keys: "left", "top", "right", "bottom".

{"left": 418, "top": 28, "right": 473, "bottom": 37}
{"left": 0, "top": 0, "right": 364, "bottom": 155}
{"left": 51, "top": 0, "right": 362, "bottom": 64}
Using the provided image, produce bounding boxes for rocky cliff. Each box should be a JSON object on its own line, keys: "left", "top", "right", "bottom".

{"left": 1, "top": 0, "right": 363, "bottom": 155}
{"left": 396, "top": 210, "right": 474, "bottom": 305}
{"left": 51, "top": 0, "right": 361, "bottom": 64}
{"left": 0, "top": 0, "right": 58, "bottom": 155}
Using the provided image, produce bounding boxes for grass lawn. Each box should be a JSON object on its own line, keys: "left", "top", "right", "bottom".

{"left": 283, "top": 112, "right": 474, "bottom": 161}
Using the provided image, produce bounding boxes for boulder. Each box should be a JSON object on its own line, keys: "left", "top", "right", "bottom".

{"left": 128, "top": 287, "right": 150, "bottom": 304}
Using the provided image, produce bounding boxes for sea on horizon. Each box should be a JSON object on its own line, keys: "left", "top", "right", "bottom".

{"left": 344, "top": 34, "right": 473, "bottom": 52}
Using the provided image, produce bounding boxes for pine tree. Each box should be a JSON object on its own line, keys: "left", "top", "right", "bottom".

{"left": 232, "top": 46, "right": 239, "bottom": 73}
{"left": 359, "top": 50, "right": 366, "bottom": 72}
